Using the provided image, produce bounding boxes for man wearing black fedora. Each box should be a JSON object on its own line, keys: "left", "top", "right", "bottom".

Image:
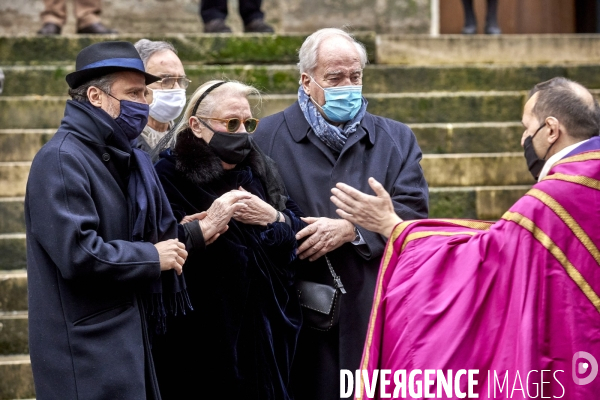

{"left": 25, "top": 41, "right": 194, "bottom": 399}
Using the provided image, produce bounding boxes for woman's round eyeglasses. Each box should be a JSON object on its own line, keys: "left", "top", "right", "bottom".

{"left": 198, "top": 116, "right": 260, "bottom": 133}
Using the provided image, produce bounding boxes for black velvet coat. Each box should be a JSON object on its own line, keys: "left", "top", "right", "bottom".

{"left": 253, "top": 101, "right": 429, "bottom": 400}
{"left": 151, "top": 138, "right": 305, "bottom": 400}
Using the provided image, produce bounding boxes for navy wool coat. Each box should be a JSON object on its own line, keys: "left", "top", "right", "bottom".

{"left": 25, "top": 101, "right": 167, "bottom": 400}
{"left": 253, "top": 101, "right": 429, "bottom": 400}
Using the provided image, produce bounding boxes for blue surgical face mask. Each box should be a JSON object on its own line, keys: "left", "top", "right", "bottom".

{"left": 310, "top": 77, "right": 363, "bottom": 123}
{"left": 106, "top": 92, "right": 150, "bottom": 141}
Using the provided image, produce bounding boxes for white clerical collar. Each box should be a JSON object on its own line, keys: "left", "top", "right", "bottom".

{"left": 538, "top": 138, "right": 590, "bottom": 181}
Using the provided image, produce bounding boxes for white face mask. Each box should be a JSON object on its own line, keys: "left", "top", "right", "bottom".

{"left": 148, "top": 88, "right": 186, "bottom": 123}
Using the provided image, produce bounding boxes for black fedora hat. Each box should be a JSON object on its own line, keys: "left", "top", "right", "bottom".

{"left": 66, "top": 41, "right": 160, "bottom": 89}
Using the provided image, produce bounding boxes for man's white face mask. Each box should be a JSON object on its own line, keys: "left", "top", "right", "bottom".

{"left": 148, "top": 88, "right": 186, "bottom": 124}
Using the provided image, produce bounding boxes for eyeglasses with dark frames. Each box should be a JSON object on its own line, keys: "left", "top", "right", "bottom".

{"left": 198, "top": 116, "right": 260, "bottom": 133}
{"left": 156, "top": 77, "right": 192, "bottom": 90}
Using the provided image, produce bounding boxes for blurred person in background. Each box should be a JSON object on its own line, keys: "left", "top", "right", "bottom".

{"left": 134, "top": 39, "right": 190, "bottom": 152}
{"left": 200, "top": 0, "right": 274, "bottom": 33}
{"left": 37, "top": 0, "right": 117, "bottom": 34}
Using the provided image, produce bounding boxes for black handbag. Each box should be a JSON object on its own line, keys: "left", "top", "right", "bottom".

{"left": 296, "top": 255, "right": 346, "bottom": 331}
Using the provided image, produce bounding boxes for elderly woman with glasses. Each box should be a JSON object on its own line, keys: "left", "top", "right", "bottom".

{"left": 150, "top": 80, "right": 307, "bottom": 400}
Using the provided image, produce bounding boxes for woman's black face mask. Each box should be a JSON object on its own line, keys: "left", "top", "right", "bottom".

{"left": 198, "top": 118, "right": 252, "bottom": 165}
{"left": 523, "top": 122, "right": 555, "bottom": 180}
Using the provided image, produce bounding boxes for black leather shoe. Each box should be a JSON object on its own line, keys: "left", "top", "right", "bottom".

{"left": 37, "top": 23, "right": 61, "bottom": 35}
{"left": 461, "top": 24, "right": 477, "bottom": 34}
{"left": 484, "top": 24, "right": 502, "bottom": 35}
{"left": 244, "top": 19, "right": 274, "bottom": 33}
{"left": 204, "top": 19, "right": 232, "bottom": 33}
{"left": 77, "top": 22, "right": 117, "bottom": 34}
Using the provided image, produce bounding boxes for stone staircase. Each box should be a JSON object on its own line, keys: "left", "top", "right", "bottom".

{"left": 2, "top": 32, "right": 600, "bottom": 399}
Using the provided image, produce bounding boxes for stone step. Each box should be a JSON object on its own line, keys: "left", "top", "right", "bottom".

{"left": 0, "top": 185, "right": 532, "bottom": 270}
{"left": 429, "top": 185, "right": 530, "bottom": 221}
{"left": 0, "top": 235, "right": 27, "bottom": 270}
{"left": 0, "top": 270, "right": 27, "bottom": 312}
{"left": 4, "top": 64, "right": 600, "bottom": 96}
{"left": 0, "top": 92, "right": 526, "bottom": 130}
{"left": 0, "top": 198, "right": 25, "bottom": 234}
{"left": 0, "top": 355, "right": 34, "bottom": 399}
{"left": 0, "top": 123, "right": 524, "bottom": 165}
{"left": 0, "top": 312, "right": 28, "bottom": 355}
{"left": 0, "top": 153, "right": 531, "bottom": 201}
{"left": 3, "top": 34, "right": 600, "bottom": 67}
{"left": 421, "top": 152, "right": 531, "bottom": 187}
{"left": 0, "top": 33, "right": 375, "bottom": 66}
{"left": 377, "top": 34, "right": 600, "bottom": 65}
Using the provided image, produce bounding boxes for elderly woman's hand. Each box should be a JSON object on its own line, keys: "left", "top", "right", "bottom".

{"left": 199, "top": 190, "right": 252, "bottom": 242}
{"left": 330, "top": 177, "right": 402, "bottom": 239}
{"left": 232, "top": 186, "right": 282, "bottom": 226}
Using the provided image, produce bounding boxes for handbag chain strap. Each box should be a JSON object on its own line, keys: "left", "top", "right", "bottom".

{"left": 324, "top": 255, "right": 347, "bottom": 294}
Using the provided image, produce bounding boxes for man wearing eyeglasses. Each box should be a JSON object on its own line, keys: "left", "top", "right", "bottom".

{"left": 134, "top": 39, "right": 191, "bottom": 152}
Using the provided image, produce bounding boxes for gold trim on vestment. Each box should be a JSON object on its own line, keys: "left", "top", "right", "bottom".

{"left": 401, "top": 230, "right": 479, "bottom": 251}
{"left": 551, "top": 150, "right": 600, "bottom": 167}
{"left": 358, "top": 220, "right": 485, "bottom": 398}
{"left": 358, "top": 220, "right": 419, "bottom": 397}
{"left": 526, "top": 188, "right": 600, "bottom": 267}
{"left": 502, "top": 211, "right": 600, "bottom": 313}
{"left": 542, "top": 173, "right": 600, "bottom": 191}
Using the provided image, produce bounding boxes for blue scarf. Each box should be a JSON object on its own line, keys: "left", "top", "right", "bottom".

{"left": 297, "top": 86, "right": 368, "bottom": 153}
{"left": 83, "top": 102, "right": 192, "bottom": 334}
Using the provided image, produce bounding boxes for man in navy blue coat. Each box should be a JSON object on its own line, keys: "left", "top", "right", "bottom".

{"left": 24, "top": 41, "right": 190, "bottom": 399}
{"left": 253, "top": 28, "right": 429, "bottom": 400}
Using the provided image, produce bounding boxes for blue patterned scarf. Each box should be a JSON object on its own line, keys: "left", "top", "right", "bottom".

{"left": 297, "top": 86, "right": 368, "bottom": 153}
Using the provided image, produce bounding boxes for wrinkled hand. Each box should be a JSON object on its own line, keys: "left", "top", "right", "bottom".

{"left": 180, "top": 211, "right": 222, "bottom": 245}
{"left": 330, "top": 177, "right": 401, "bottom": 238}
{"left": 295, "top": 217, "right": 355, "bottom": 261}
{"left": 232, "top": 186, "right": 279, "bottom": 226}
{"left": 154, "top": 239, "right": 187, "bottom": 275}
{"left": 199, "top": 190, "right": 252, "bottom": 242}
{"left": 180, "top": 211, "right": 206, "bottom": 224}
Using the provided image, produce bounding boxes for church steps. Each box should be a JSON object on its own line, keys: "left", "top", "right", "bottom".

{"left": 0, "top": 355, "right": 34, "bottom": 399}
{"left": 0, "top": 271, "right": 27, "bottom": 312}
{"left": 0, "top": 153, "right": 531, "bottom": 201}
{"left": 0, "top": 33, "right": 376, "bottom": 66}
{"left": 377, "top": 34, "right": 600, "bottom": 65}
{"left": 0, "top": 92, "right": 527, "bottom": 129}
{"left": 0, "top": 184, "right": 532, "bottom": 239}
{"left": 0, "top": 312, "right": 29, "bottom": 356}
{"left": 4, "top": 64, "right": 600, "bottom": 96}
{"left": 0, "top": 124, "right": 523, "bottom": 162}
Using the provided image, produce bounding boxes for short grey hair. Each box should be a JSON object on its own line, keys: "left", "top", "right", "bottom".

{"left": 68, "top": 73, "right": 118, "bottom": 102}
{"left": 134, "top": 39, "right": 177, "bottom": 67}
{"left": 297, "top": 28, "right": 368, "bottom": 78}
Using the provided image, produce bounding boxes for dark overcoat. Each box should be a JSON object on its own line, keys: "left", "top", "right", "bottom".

{"left": 253, "top": 101, "right": 429, "bottom": 400}
{"left": 25, "top": 100, "right": 165, "bottom": 400}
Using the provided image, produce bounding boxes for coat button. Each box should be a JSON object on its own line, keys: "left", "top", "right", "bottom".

{"left": 102, "top": 153, "right": 110, "bottom": 161}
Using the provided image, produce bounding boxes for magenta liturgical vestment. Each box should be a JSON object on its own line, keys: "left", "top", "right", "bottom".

{"left": 358, "top": 146, "right": 600, "bottom": 399}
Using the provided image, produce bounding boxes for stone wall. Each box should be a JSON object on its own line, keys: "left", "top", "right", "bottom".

{"left": 0, "top": 0, "right": 430, "bottom": 35}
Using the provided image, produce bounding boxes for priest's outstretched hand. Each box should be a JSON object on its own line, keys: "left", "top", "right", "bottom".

{"left": 330, "top": 177, "right": 402, "bottom": 239}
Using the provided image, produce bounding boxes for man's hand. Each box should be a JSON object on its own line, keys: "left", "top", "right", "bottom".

{"left": 232, "top": 186, "right": 280, "bottom": 226}
{"left": 295, "top": 217, "right": 355, "bottom": 261}
{"left": 330, "top": 177, "right": 402, "bottom": 239}
{"left": 199, "top": 190, "right": 252, "bottom": 242}
{"left": 154, "top": 238, "right": 187, "bottom": 275}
